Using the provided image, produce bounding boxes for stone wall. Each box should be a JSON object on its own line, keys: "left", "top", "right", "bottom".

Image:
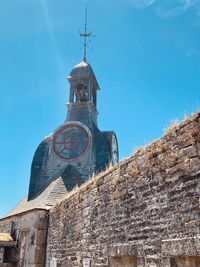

{"left": 0, "top": 209, "right": 48, "bottom": 267}
{"left": 47, "top": 111, "right": 200, "bottom": 267}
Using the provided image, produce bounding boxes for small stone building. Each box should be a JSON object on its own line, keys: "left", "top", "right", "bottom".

{"left": 0, "top": 58, "right": 199, "bottom": 267}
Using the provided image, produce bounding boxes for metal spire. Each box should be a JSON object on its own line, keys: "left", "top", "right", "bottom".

{"left": 80, "top": 4, "right": 95, "bottom": 62}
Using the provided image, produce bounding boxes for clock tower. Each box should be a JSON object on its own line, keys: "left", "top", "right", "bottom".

{"left": 28, "top": 60, "right": 119, "bottom": 200}
{"left": 28, "top": 9, "right": 118, "bottom": 200}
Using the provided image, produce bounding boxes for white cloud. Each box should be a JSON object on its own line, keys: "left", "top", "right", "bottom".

{"left": 130, "top": 0, "right": 156, "bottom": 9}
{"left": 129, "top": 0, "right": 200, "bottom": 57}
{"left": 157, "top": 0, "right": 199, "bottom": 18}
{"left": 129, "top": 0, "right": 200, "bottom": 17}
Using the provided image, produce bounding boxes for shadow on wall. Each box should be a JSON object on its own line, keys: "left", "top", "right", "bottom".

{"left": 61, "top": 165, "right": 85, "bottom": 191}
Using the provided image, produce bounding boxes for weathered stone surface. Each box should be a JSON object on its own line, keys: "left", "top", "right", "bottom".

{"left": 0, "top": 210, "right": 47, "bottom": 267}
{"left": 46, "top": 111, "right": 200, "bottom": 267}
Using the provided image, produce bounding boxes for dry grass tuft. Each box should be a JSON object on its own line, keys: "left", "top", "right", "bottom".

{"left": 129, "top": 163, "right": 140, "bottom": 178}
{"left": 164, "top": 119, "right": 180, "bottom": 134}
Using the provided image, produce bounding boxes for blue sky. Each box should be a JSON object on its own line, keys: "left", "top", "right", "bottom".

{"left": 0, "top": 0, "right": 200, "bottom": 217}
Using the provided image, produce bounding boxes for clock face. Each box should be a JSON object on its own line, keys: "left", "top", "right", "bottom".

{"left": 111, "top": 134, "right": 118, "bottom": 165}
{"left": 52, "top": 124, "right": 89, "bottom": 160}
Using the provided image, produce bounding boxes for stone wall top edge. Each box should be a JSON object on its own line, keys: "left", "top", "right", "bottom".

{"left": 50, "top": 110, "right": 200, "bottom": 213}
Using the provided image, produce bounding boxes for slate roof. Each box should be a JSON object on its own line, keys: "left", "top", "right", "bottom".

{"left": 1, "top": 177, "right": 69, "bottom": 219}
{"left": 68, "top": 61, "right": 100, "bottom": 89}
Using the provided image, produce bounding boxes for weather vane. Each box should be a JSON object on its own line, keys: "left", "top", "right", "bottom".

{"left": 80, "top": 4, "right": 95, "bottom": 62}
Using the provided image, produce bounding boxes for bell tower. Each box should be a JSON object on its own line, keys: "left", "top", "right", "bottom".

{"left": 66, "top": 61, "right": 99, "bottom": 127}
{"left": 27, "top": 9, "right": 119, "bottom": 201}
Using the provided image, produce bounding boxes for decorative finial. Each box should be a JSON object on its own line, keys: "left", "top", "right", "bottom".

{"left": 80, "top": 4, "right": 95, "bottom": 62}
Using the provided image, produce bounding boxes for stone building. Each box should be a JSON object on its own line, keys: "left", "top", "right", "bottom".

{"left": 0, "top": 59, "right": 119, "bottom": 266}
{"left": 0, "top": 57, "right": 200, "bottom": 266}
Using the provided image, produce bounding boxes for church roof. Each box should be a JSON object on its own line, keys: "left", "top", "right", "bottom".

{"left": 68, "top": 61, "right": 100, "bottom": 89}
{"left": 1, "top": 177, "right": 69, "bottom": 219}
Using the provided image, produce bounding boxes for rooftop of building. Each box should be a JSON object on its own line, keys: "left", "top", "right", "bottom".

{"left": 67, "top": 61, "right": 100, "bottom": 89}
{"left": 1, "top": 176, "right": 69, "bottom": 219}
